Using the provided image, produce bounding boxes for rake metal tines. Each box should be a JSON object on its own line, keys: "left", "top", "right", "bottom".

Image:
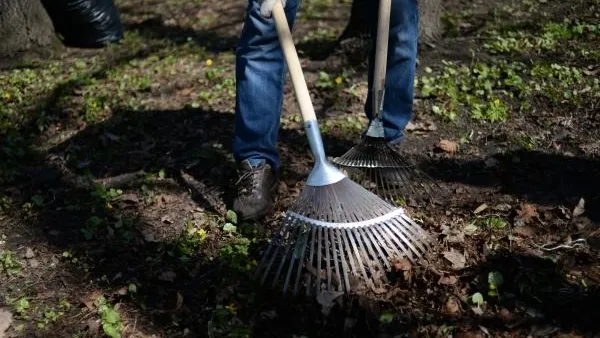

{"left": 254, "top": 178, "right": 431, "bottom": 296}
{"left": 332, "top": 135, "right": 444, "bottom": 205}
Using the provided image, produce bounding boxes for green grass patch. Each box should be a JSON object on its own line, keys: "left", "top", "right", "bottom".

{"left": 418, "top": 59, "right": 599, "bottom": 123}
{"left": 483, "top": 19, "right": 600, "bottom": 55}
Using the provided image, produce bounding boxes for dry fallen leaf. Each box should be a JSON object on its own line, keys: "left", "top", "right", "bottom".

{"left": 406, "top": 120, "right": 437, "bottom": 132}
{"left": 443, "top": 249, "right": 466, "bottom": 270}
{"left": 498, "top": 308, "right": 515, "bottom": 322}
{"left": 81, "top": 290, "right": 104, "bottom": 310}
{"left": 439, "top": 275, "right": 459, "bottom": 285}
{"left": 316, "top": 290, "right": 344, "bottom": 316}
{"left": 175, "top": 292, "right": 184, "bottom": 310}
{"left": 515, "top": 203, "right": 539, "bottom": 225}
{"left": 0, "top": 308, "right": 13, "bottom": 338}
{"left": 573, "top": 198, "right": 585, "bottom": 217}
{"left": 438, "top": 139, "right": 459, "bottom": 154}
{"left": 513, "top": 226, "right": 536, "bottom": 238}
{"left": 24, "top": 247, "right": 35, "bottom": 259}
{"left": 445, "top": 297, "right": 461, "bottom": 315}
{"left": 494, "top": 203, "right": 512, "bottom": 212}
{"left": 473, "top": 203, "right": 488, "bottom": 214}
{"left": 583, "top": 68, "right": 600, "bottom": 76}
{"left": 392, "top": 258, "right": 413, "bottom": 282}
{"left": 85, "top": 318, "right": 100, "bottom": 335}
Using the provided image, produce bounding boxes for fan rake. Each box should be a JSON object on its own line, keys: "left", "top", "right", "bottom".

{"left": 253, "top": 0, "right": 432, "bottom": 297}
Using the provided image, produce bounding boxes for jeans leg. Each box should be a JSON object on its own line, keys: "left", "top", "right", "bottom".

{"left": 364, "top": 0, "right": 419, "bottom": 144}
{"left": 232, "top": 0, "right": 300, "bottom": 171}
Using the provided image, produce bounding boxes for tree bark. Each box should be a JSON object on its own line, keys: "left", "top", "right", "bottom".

{"left": 0, "top": 0, "right": 57, "bottom": 62}
{"left": 340, "top": 0, "right": 443, "bottom": 45}
{"left": 417, "top": 0, "right": 443, "bottom": 44}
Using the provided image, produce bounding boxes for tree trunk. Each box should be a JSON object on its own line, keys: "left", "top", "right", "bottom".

{"left": 417, "top": 0, "right": 443, "bottom": 45}
{"left": 0, "top": 0, "right": 57, "bottom": 62}
{"left": 340, "top": 0, "right": 443, "bottom": 45}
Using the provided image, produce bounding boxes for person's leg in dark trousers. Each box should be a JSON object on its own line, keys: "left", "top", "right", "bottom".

{"left": 364, "top": 0, "right": 419, "bottom": 144}
{"left": 231, "top": 0, "right": 300, "bottom": 220}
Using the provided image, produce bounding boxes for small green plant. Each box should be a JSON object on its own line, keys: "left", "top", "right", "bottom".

{"left": 488, "top": 271, "right": 504, "bottom": 297}
{"left": 82, "top": 94, "right": 108, "bottom": 123}
{"left": 379, "top": 312, "right": 394, "bottom": 324}
{"left": 91, "top": 185, "right": 122, "bottom": 205}
{"left": 13, "top": 297, "right": 30, "bottom": 315}
{"left": 31, "top": 194, "right": 44, "bottom": 207}
{"left": 36, "top": 304, "right": 68, "bottom": 330}
{"left": 471, "top": 97, "right": 509, "bottom": 122}
{"left": 0, "top": 249, "right": 22, "bottom": 276}
{"left": 177, "top": 218, "right": 209, "bottom": 256}
{"left": 482, "top": 216, "right": 507, "bottom": 230}
{"left": 97, "top": 296, "right": 124, "bottom": 338}
{"left": 513, "top": 134, "right": 538, "bottom": 151}
{"left": 471, "top": 292, "right": 484, "bottom": 307}
{"left": 0, "top": 195, "right": 12, "bottom": 213}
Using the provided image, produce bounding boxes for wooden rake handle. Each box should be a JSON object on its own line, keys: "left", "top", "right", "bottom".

{"left": 272, "top": 1, "right": 317, "bottom": 123}
{"left": 373, "top": 0, "right": 392, "bottom": 117}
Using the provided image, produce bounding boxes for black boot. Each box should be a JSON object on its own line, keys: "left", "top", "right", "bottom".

{"left": 232, "top": 160, "right": 277, "bottom": 220}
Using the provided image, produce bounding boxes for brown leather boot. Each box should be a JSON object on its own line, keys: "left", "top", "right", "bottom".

{"left": 232, "top": 160, "right": 277, "bottom": 220}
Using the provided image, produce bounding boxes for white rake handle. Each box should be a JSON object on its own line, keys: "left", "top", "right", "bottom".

{"left": 272, "top": 1, "right": 317, "bottom": 123}
{"left": 373, "top": 0, "right": 392, "bottom": 118}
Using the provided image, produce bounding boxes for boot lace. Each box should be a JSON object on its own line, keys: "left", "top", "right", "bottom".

{"left": 235, "top": 168, "right": 261, "bottom": 196}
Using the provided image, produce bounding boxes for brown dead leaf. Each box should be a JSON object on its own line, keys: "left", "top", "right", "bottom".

{"left": 0, "top": 308, "right": 13, "bottom": 338}
{"left": 316, "top": 290, "right": 344, "bottom": 316}
{"left": 116, "top": 193, "right": 139, "bottom": 204}
{"left": 473, "top": 203, "right": 488, "bottom": 214}
{"left": 583, "top": 67, "right": 600, "bottom": 76}
{"left": 573, "top": 198, "right": 585, "bottom": 217}
{"left": 513, "top": 226, "right": 536, "bottom": 237}
{"left": 515, "top": 203, "right": 538, "bottom": 225}
{"left": 392, "top": 258, "right": 412, "bottom": 282}
{"left": 443, "top": 249, "right": 466, "bottom": 270}
{"left": 439, "top": 275, "right": 458, "bottom": 285}
{"left": 179, "top": 88, "right": 194, "bottom": 97}
{"left": 445, "top": 297, "right": 461, "bottom": 315}
{"left": 498, "top": 308, "right": 515, "bottom": 322}
{"left": 85, "top": 318, "right": 100, "bottom": 335}
{"left": 175, "top": 292, "right": 184, "bottom": 310}
{"left": 115, "top": 286, "right": 129, "bottom": 296}
{"left": 405, "top": 120, "right": 437, "bottom": 132}
{"left": 81, "top": 290, "right": 104, "bottom": 310}
{"left": 438, "top": 139, "right": 459, "bottom": 154}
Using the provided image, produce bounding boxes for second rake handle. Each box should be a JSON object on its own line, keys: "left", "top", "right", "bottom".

{"left": 272, "top": 1, "right": 317, "bottom": 123}
{"left": 373, "top": 0, "right": 392, "bottom": 117}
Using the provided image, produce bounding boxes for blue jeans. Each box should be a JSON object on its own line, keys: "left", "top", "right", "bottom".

{"left": 232, "top": 0, "right": 419, "bottom": 170}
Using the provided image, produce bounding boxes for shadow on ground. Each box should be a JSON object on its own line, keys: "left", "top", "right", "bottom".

{"left": 422, "top": 151, "right": 600, "bottom": 222}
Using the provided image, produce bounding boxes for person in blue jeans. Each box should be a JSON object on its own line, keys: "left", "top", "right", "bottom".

{"left": 232, "top": 0, "right": 419, "bottom": 220}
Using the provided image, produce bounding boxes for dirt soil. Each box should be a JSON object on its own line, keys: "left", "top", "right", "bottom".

{"left": 1, "top": 0, "right": 599, "bottom": 337}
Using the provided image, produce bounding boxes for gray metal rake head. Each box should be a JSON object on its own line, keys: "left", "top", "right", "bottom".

{"left": 331, "top": 128, "right": 445, "bottom": 206}
{"left": 254, "top": 176, "right": 431, "bottom": 296}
